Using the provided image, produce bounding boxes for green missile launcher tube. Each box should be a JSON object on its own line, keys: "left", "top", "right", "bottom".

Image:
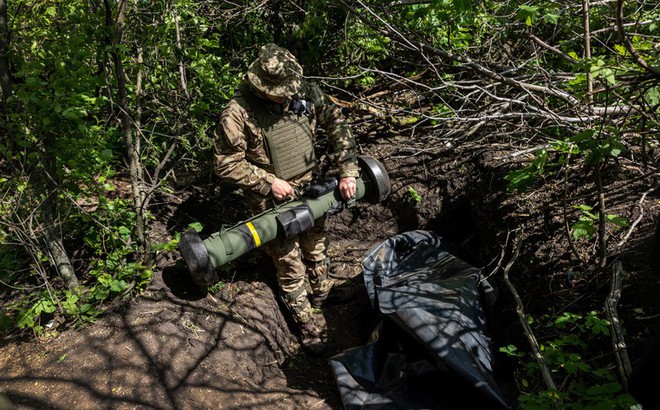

{"left": 178, "top": 156, "right": 391, "bottom": 285}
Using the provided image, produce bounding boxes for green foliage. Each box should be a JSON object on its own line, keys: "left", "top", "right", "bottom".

{"left": 406, "top": 187, "right": 422, "bottom": 204}
{"left": 0, "top": 8, "right": 655, "bottom": 410}
{"left": 517, "top": 5, "right": 540, "bottom": 26}
{"left": 152, "top": 222, "right": 202, "bottom": 254}
{"left": 339, "top": 19, "right": 391, "bottom": 87}
{"left": 6, "top": 289, "right": 101, "bottom": 336}
{"left": 81, "top": 198, "right": 153, "bottom": 302}
{"left": 14, "top": 293, "right": 57, "bottom": 335}
{"left": 505, "top": 149, "right": 552, "bottom": 192}
{"left": 501, "top": 311, "right": 639, "bottom": 409}
{"left": 187, "top": 222, "right": 205, "bottom": 233}
{"left": 571, "top": 205, "right": 629, "bottom": 240}
{"left": 590, "top": 59, "right": 616, "bottom": 86}
{"left": 208, "top": 281, "right": 226, "bottom": 294}
{"left": 516, "top": 4, "right": 560, "bottom": 27}
{"left": 398, "top": 0, "right": 486, "bottom": 50}
{"left": 1, "top": 193, "right": 152, "bottom": 335}
{"left": 568, "top": 129, "right": 625, "bottom": 166}
{"left": 505, "top": 127, "right": 626, "bottom": 193}
{"left": 0, "top": 246, "right": 22, "bottom": 284}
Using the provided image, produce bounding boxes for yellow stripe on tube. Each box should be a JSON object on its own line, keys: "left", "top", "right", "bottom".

{"left": 245, "top": 222, "right": 261, "bottom": 247}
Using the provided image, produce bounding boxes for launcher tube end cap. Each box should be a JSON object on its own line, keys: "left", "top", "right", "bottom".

{"left": 178, "top": 229, "right": 219, "bottom": 285}
{"left": 358, "top": 156, "right": 391, "bottom": 203}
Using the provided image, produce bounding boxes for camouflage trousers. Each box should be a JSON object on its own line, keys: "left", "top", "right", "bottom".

{"left": 264, "top": 216, "right": 333, "bottom": 324}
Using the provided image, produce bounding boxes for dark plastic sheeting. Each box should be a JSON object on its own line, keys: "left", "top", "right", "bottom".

{"left": 330, "top": 230, "right": 509, "bottom": 409}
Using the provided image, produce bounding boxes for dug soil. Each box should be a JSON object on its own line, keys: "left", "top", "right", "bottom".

{"left": 1, "top": 124, "right": 659, "bottom": 409}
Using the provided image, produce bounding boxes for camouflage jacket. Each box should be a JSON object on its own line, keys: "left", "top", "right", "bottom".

{"left": 213, "top": 80, "right": 359, "bottom": 197}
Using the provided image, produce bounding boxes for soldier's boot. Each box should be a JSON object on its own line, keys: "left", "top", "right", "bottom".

{"left": 282, "top": 286, "right": 327, "bottom": 354}
{"left": 308, "top": 258, "right": 357, "bottom": 309}
{"left": 299, "top": 313, "right": 327, "bottom": 355}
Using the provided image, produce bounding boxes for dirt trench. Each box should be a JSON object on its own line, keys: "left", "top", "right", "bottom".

{"left": 2, "top": 134, "right": 659, "bottom": 409}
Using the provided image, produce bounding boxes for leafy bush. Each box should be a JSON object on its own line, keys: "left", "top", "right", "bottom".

{"left": 501, "top": 311, "right": 639, "bottom": 409}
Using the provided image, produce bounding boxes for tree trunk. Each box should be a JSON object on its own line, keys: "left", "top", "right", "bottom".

{"left": 0, "top": 0, "right": 11, "bottom": 107}
{"left": 583, "top": 0, "right": 593, "bottom": 107}
{"left": 42, "top": 199, "right": 80, "bottom": 290}
{"left": 106, "top": 0, "right": 150, "bottom": 265}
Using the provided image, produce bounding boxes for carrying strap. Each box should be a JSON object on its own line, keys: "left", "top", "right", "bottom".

{"left": 281, "top": 286, "right": 310, "bottom": 314}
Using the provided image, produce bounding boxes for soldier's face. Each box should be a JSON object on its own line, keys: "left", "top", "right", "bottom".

{"left": 264, "top": 93, "right": 286, "bottom": 104}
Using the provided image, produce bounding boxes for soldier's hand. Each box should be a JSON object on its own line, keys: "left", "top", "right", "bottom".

{"left": 271, "top": 178, "right": 295, "bottom": 201}
{"left": 339, "top": 177, "right": 357, "bottom": 200}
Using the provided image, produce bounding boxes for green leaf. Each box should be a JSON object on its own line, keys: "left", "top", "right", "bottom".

{"left": 572, "top": 219, "right": 596, "bottom": 239}
{"left": 565, "top": 362, "right": 577, "bottom": 374}
{"left": 109, "top": 279, "right": 127, "bottom": 292}
{"left": 505, "top": 168, "right": 535, "bottom": 192}
{"left": 577, "top": 362, "right": 591, "bottom": 372}
{"left": 614, "top": 44, "right": 627, "bottom": 55}
{"left": 574, "top": 205, "right": 597, "bottom": 220}
{"left": 25, "top": 77, "right": 43, "bottom": 88}
{"left": 586, "top": 382, "right": 621, "bottom": 396}
{"left": 606, "top": 214, "right": 629, "bottom": 228}
{"left": 602, "top": 68, "right": 616, "bottom": 85}
{"left": 517, "top": 5, "right": 539, "bottom": 26}
{"left": 574, "top": 204, "right": 593, "bottom": 212}
{"left": 100, "top": 149, "right": 113, "bottom": 161}
{"left": 34, "top": 299, "right": 56, "bottom": 315}
{"left": 62, "top": 107, "right": 84, "bottom": 120}
{"left": 452, "top": 0, "right": 471, "bottom": 13}
{"left": 555, "top": 312, "right": 581, "bottom": 327}
{"left": 188, "top": 222, "right": 204, "bottom": 232}
{"left": 16, "top": 311, "right": 35, "bottom": 329}
{"left": 645, "top": 87, "right": 660, "bottom": 105}
{"left": 499, "top": 344, "right": 524, "bottom": 357}
{"left": 570, "top": 129, "right": 596, "bottom": 144}
{"left": 542, "top": 13, "right": 558, "bottom": 25}
{"left": 0, "top": 312, "right": 13, "bottom": 330}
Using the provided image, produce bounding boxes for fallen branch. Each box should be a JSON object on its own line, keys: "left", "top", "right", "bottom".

{"left": 340, "top": 0, "right": 640, "bottom": 118}
{"left": 492, "top": 144, "right": 551, "bottom": 161}
{"left": 616, "top": 185, "right": 658, "bottom": 248}
{"left": 528, "top": 33, "right": 580, "bottom": 65}
{"left": 616, "top": 0, "right": 660, "bottom": 79}
{"left": 502, "top": 230, "right": 560, "bottom": 404}
{"left": 605, "top": 261, "right": 633, "bottom": 388}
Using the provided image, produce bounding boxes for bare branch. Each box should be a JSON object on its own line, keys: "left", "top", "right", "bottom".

{"left": 605, "top": 261, "right": 633, "bottom": 388}
{"left": 616, "top": 0, "right": 660, "bottom": 79}
{"left": 528, "top": 33, "right": 580, "bottom": 65}
{"left": 502, "top": 231, "right": 560, "bottom": 402}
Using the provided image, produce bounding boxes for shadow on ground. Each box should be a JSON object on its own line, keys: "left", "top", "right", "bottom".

{"left": 0, "top": 262, "right": 347, "bottom": 409}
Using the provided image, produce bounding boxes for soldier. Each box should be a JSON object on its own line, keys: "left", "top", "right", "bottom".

{"left": 212, "top": 44, "right": 359, "bottom": 353}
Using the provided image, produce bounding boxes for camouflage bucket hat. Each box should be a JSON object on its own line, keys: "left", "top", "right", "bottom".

{"left": 246, "top": 44, "right": 303, "bottom": 98}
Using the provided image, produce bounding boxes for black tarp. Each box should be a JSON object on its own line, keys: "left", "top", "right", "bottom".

{"left": 330, "top": 230, "right": 509, "bottom": 409}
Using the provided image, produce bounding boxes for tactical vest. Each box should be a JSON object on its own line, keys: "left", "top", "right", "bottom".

{"left": 239, "top": 85, "right": 316, "bottom": 181}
